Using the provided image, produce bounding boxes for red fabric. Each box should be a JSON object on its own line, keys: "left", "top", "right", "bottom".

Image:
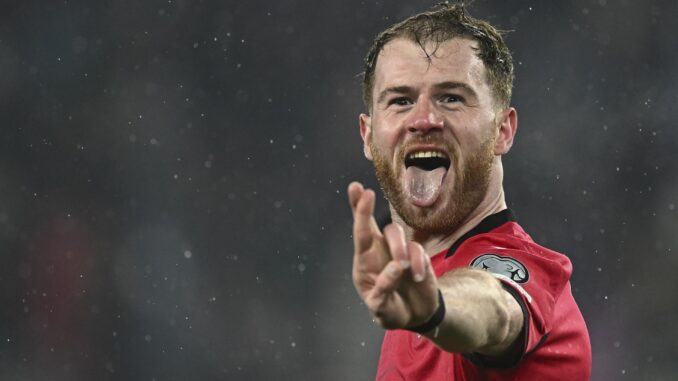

{"left": 375, "top": 221, "right": 592, "bottom": 381}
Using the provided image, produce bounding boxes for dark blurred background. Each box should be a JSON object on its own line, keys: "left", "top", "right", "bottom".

{"left": 0, "top": 0, "right": 675, "bottom": 380}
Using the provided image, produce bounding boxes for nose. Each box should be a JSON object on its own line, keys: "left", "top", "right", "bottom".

{"left": 406, "top": 98, "right": 444, "bottom": 134}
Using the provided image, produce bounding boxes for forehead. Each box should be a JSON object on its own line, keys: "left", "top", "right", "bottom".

{"left": 373, "top": 37, "right": 489, "bottom": 95}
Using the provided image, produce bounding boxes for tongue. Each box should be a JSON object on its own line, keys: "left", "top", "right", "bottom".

{"left": 404, "top": 166, "right": 446, "bottom": 206}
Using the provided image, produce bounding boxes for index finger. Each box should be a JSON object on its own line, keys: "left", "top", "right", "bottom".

{"left": 348, "top": 181, "right": 365, "bottom": 214}
{"left": 352, "top": 187, "right": 378, "bottom": 254}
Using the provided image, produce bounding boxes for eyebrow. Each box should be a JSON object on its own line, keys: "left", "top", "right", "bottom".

{"left": 376, "top": 85, "right": 414, "bottom": 104}
{"left": 376, "top": 81, "right": 478, "bottom": 104}
{"left": 434, "top": 81, "right": 478, "bottom": 99}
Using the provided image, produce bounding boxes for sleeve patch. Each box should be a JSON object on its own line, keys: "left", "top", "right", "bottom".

{"left": 470, "top": 254, "right": 529, "bottom": 284}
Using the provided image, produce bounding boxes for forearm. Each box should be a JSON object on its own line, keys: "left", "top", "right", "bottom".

{"left": 423, "top": 268, "right": 523, "bottom": 356}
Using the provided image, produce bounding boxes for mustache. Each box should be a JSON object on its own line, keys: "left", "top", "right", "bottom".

{"left": 397, "top": 136, "right": 458, "bottom": 162}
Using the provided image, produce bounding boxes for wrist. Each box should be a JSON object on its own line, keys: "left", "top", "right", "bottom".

{"left": 406, "top": 289, "right": 446, "bottom": 335}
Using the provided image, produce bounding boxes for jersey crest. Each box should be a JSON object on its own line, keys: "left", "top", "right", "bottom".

{"left": 470, "top": 254, "right": 529, "bottom": 284}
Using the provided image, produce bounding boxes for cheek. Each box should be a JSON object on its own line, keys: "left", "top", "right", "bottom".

{"left": 371, "top": 127, "right": 399, "bottom": 152}
{"left": 456, "top": 120, "right": 495, "bottom": 148}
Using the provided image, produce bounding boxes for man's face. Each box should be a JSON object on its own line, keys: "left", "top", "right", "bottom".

{"left": 360, "top": 37, "right": 505, "bottom": 234}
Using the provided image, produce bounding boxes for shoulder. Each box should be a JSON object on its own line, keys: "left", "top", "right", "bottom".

{"left": 434, "top": 221, "right": 572, "bottom": 287}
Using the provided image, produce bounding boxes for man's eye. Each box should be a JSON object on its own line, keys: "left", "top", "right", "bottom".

{"left": 440, "top": 94, "right": 463, "bottom": 103}
{"left": 389, "top": 97, "right": 412, "bottom": 106}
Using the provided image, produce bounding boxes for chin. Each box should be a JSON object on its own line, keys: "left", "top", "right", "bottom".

{"left": 398, "top": 197, "right": 461, "bottom": 234}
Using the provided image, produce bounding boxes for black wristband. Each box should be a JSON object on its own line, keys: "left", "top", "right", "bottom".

{"left": 406, "top": 289, "right": 446, "bottom": 334}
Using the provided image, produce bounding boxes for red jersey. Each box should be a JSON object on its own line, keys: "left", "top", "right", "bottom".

{"left": 376, "top": 210, "right": 591, "bottom": 381}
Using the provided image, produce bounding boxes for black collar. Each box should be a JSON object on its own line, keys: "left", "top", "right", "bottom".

{"left": 445, "top": 209, "right": 516, "bottom": 258}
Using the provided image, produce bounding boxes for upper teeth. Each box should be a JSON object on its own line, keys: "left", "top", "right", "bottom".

{"left": 408, "top": 151, "right": 446, "bottom": 159}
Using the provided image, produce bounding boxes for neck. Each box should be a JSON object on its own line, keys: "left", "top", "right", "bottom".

{"left": 391, "top": 162, "right": 507, "bottom": 256}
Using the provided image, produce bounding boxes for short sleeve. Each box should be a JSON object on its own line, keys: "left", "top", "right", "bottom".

{"left": 436, "top": 233, "right": 573, "bottom": 367}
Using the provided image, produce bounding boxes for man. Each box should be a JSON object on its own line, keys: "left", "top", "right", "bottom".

{"left": 348, "top": 4, "right": 591, "bottom": 380}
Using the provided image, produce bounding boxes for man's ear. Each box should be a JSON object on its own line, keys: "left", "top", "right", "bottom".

{"left": 359, "top": 113, "right": 373, "bottom": 160}
{"left": 494, "top": 107, "right": 518, "bottom": 155}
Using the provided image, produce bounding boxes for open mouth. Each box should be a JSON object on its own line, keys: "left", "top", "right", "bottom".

{"left": 402, "top": 150, "right": 451, "bottom": 207}
{"left": 404, "top": 151, "right": 451, "bottom": 171}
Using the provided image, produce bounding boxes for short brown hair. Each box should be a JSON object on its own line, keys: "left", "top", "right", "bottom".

{"left": 361, "top": 2, "right": 514, "bottom": 110}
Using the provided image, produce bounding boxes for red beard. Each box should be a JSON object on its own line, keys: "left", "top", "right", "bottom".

{"left": 371, "top": 134, "right": 495, "bottom": 235}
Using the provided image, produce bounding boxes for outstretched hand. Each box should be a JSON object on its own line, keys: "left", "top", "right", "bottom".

{"left": 348, "top": 182, "right": 440, "bottom": 330}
